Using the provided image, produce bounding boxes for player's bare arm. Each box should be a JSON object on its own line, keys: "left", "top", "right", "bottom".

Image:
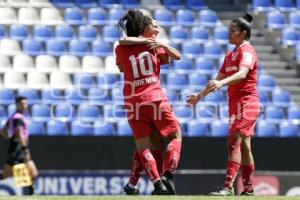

{"left": 119, "top": 36, "right": 151, "bottom": 45}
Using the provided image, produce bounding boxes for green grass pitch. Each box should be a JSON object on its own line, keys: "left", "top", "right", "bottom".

{"left": 1, "top": 196, "right": 300, "bottom": 200}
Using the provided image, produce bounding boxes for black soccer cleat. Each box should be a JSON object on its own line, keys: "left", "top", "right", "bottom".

{"left": 151, "top": 180, "right": 169, "bottom": 195}
{"left": 161, "top": 171, "right": 176, "bottom": 195}
{"left": 123, "top": 183, "right": 140, "bottom": 195}
{"left": 209, "top": 186, "right": 234, "bottom": 196}
{"left": 240, "top": 190, "right": 255, "bottom": 196}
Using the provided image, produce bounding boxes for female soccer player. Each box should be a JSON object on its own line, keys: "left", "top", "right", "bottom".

{"left": 0, "top": 96, "right": 38, "bottom": 195}
{"left": 187, "top": 13, "right": 259, "bottom": 196}
{"left": 116, "top": 10, "right": 182, "bottom": 195}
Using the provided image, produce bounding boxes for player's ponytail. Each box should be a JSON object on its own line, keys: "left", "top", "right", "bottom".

{"left": 118, "top": 10, "right": 152, "bottom": 37}
{"left": 232, "top": 12, "right": 253, "bottom": 40}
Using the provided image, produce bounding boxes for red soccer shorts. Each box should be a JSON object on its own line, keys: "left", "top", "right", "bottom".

{"left": 126, "top": 100, "right": 180, "bottom": 139}
{"left": 228, "top": 95, "right": 260, "bottom": 137}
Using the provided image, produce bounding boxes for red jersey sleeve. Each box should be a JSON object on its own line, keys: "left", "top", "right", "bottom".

{"left": 238, "top": 49, "right": 256, "bottom": 70}
{"left": 115, "top": 45, "right": 123, "bottom": 65}
{"left": 156, "top": 47, "right": 166, "bottom": 57}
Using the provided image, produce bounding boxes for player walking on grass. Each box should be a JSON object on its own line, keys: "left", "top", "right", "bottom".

{"left": 116, "top": 10, "right": 182, "bottom": 195}
{"left": 0, "top": 96, "right": 38, "bottom": 195}
{"left": 187, "top": 13, "right": 260, "bottom": 196}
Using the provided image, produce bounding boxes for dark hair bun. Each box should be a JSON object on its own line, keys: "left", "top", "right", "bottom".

{"left": 243, "top": 12, "right": 253, "bottom": 23}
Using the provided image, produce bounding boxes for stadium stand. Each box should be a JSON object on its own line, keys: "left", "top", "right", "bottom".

{"left": 0, "top": 0, "right": 297, "bottom": 138}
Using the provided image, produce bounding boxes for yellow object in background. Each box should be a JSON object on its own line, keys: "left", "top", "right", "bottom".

{"left": 12, "top": 163, "right": 32, "bottom": 187}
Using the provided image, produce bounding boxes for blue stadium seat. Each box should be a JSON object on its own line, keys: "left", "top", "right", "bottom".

{"left": 265, "top": 106, "right": 285, "bottom": 121}
{"left": 162, "top": 0, "right": 183, "bottom": 10}
{"left": 211, "top": 120, "right": 228, "bottom": 137}
{"left": 267, "top": 11, "right": 286, "bottom": 29}
{"left": 0, "top": 25, "right": 6, "bottom": 39}
{"left": 10, "top": 24, "right": 28, "bottom": 41}
{"left": 99, "top": 0, "right": 118, "bottom": 8}
{"left": 258, "top": 90, "right": 270, "bottom": 105}
{"left": 174, "top": 58, "right": 194, "bottom": 70}
{"left": 288, "top": 106, "right": 300, "bottom": 121}
{"left": 169, "top": 26, "right": 189, "bottom": 44}
{"left": 187, "top": 121, "right": 209, "bottom": 137}
{"left": 102, "top": 25, "right": 122, "bottom": 42}
{"left": 275, "top": 0, "right": 295, "bottom": 12}
{"left": 71, "top": 121, "right": 94, "bottom": 136}
{"left": 69, "top": 40, "right": 89, "bottom": 56}
{"left": 33, "top": 25, "right": 53, "bottom": 42}
{"left": 111, "top": 87, "right": 124, "bottom": 103}
{"left": 55, "top": 104, "right": 75, "bottom": 122}
{"left": 199, "top": 10, "right": 218, "bottom": 27}
{"left": 167, "top": 73, "right": 188, "bottom": 88}
{"left": 120, "top": 0, "right": 140, "bottom": 8}
{"left": 73, "top": 73, "right": 95, "bottom": 89}
{"left": 55, "top": 25, "right": 75, "bottom": 41}
{"left": 296, "top": 44, "right": 300, "bottom": 62}
{"left": 279, "top": 121, "right": 299, "bottom": 137}
{"left": 97, "top": 73, "right": 119, "bottom": 87}
{"left": 154, "top": 9, "right": 175, "bottom": 27}
{"left": 92, "top": 40, "right": 113, "bottom": 57}
{"left": 65, "top": 88, "right": 85, "bottom": 105}
{"left": 0, "top": 88, "right": 15, "bottom": 105}
{"left": 195, "top": 57, "right": 214, "bottom": 72}
{"left": 191, "top": 26, "right": 209, "bottom": 44}
{"left": 214, "top": 26, "right": 229, "bottom": 45}
{"left": 252, "top": 0, "right": 273, "bottom": 12}
{"left": 109, "top": 8, "right": 126, "bottom": 25}
{"left": 163, "top": 88, "right": 178, "bottom": 102}
{"left": 94, "top": 121, "right": 114, "bottom": 136}
{"left": 104, "top": 104, "right": 126, "bottom": 121}
{"left": 176, "top": 9, "right": 196, "bottom": 27}
{"left": 117, "top": 121, "right": 132, "bottom": 136}
{"left": 256, "top": 120, "right": 277, "bottom": 137}
{"left": 272, "top": 89, "right": 291, "bottom": 107}
{"left": 203, "top": 42, "right": 222, "bottom": 59}
{"left": 28, "top": 121, "right": 46, "bottom": 135}
{"left": 32, "top": 104, "right": 51, "bottom": 122}
{"left": 51, "top": 0, "right": 74, "bottom": 8}
{"left": 174, "top": 104, "right": 193, "bottom": 122}
{"left": 258, "top": 74, "right": 276, "bottom": 91}
{"left": 46, "top": 39, "right": 66, "bottom": 56}
{"left": 297, "top": 0, "right": 300, "bottom": 9}
{"left": 75, "top": 0, "right": 98, "bottom": 8}
{"left": 0, "top": 106, "right": 7, "bottom": 120}
{"left": 78, "top": 104, "right": 102, "bottom": 122}
{"left": 17, "top": 89, "right": 40, "bottom": 105}
{"left": 64, "top": 7, "right": 85, "bottom": 25}
{"left": 88, "top": 8, "right": 107, "bottom": 25}
{"left": 78, "top": 25, "right": 97, "bottom": 42}
{"left": 41, "top": 89, "right": 64, "bottom": 104}
{"left": 189, "top": 74, "right": 208, "bottom": 88}
{"left": 7, "top": 105, "right": 17, "bottom": 117}
{"left": 204, "top": 91, "right": 225, "bottom": 103}
{"left": 195, "top": 105, "right": 218, "bottom": 120}
{"left": 219, "top": 105, "right": 229, "bottom": 120}
{"left": 47, "top": 120, "right": 69, "bottom": 136}
{"left": 281, "top": 28, "right": 299, "bottom": 46}
{"left": 88, "top": 88, "right": 110, "bottom": 103}
{"left": 182, "top": 42, "right": 202, "bottom": 59}
{"left": 186, "top": 0, "right": 206, "bottom": 11}
{"left": 22, "top": 39, "right": 43, "bottom": 56}
{"left": 289, "top": 11, "right": 300, "bottom": 29}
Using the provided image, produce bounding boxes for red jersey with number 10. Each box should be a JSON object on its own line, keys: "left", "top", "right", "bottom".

{"left": 115, "top": 44, "right": 167, "bottom": 105}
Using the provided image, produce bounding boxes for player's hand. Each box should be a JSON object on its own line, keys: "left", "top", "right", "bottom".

{"left": 147, "top": 40, "right": 166, "bottom": 50}
{"left": 186, "top": 93, "right": 202, "bottom": 106}
{"left": 207, "top": 80, "right": 223, "bottom": 92}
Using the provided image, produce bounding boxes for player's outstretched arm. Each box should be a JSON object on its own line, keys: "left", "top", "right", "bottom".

{"left": 148, "top": 41, "right": 181, "bottom": 61}
{"left": 119, "top": 36, "right": 149, "bottom": 45}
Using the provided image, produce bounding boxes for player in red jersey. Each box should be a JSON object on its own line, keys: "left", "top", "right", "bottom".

{"left": 115, "top": 10, "right": 182, "bottom": 195}
{"left": 187, "top": 13, "right": 260, "bottom": 196}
